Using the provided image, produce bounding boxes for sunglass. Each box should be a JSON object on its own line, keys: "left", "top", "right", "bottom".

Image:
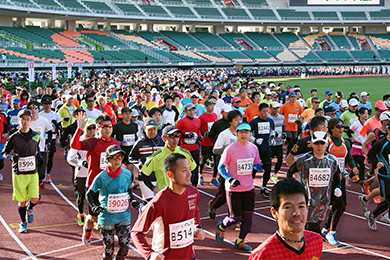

{"left": 313, "top": 141, "right": 326, "bottom": 145}
{"left": 336, "top": 125, "right": 344, "bottom": 129}
{"left": 167, "top": 134, "right": 181, "bottom": 138}
{"left": 28, "top": 107, "right": 38, "bottom": 110}
{"left": 314, "top": 102, "right": 320, "bottom": 104}
{"left": 100, "top": 124, "right": 112, "bottom": 129}
{"left": 87, "top": 126, "right": 96, "bottom": 130}
{"left": 108, "top": 154, "right": 124, "bottom": 161}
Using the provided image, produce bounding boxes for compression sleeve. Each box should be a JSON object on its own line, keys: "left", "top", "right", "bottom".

{"left": 140, "top": 171, "right": 155, "bottom": 191}
{"left": 218, "top": 163, "right": 232, "bottom": 180}
{"left": 86, "top": 188, "right": 100, "bottom": 208}
{"left": 254, "top": 163, "right": 263, "bottom": 171}
{"left": 287, "top": 162, "right": 298, "bottom": 178}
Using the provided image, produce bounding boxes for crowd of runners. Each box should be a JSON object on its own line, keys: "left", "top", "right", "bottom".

{"left": 1, "top": 68, "right": 390, "bottom": 259}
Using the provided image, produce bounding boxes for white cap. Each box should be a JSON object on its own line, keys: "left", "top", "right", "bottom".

{"left": 190, "top": 92, "right": 200, "bottom": 98}
{"left": 361, "top": 91, "right": 369, "bottom": 97}
{"left": 269, "top": 83, "right": 276, "bottom": 88}
{"left": 265, "top": 89, "right": 272, "bottom": 95}
{"left": 349, "top": 98, "right": 359, "bottom": 106}
{"left": 270, "top": 101, "right": 281, "bottom": 108}
{"left": 262, "top": 80, "right": 266, "bottom": 84}
{"left": 380, "top": 111, "right": 390, "bottom": 121}
{"left": 221, "top": 104, "right": 233, "bottom": 113}
{"left": 151, "top": 88, "right": 158, "bottom": 94}
{"left": 311, "top": 131, "right": 328, "bottom": 144}
{"left": 340, "top": 100, "right": 348, "bottom": 108}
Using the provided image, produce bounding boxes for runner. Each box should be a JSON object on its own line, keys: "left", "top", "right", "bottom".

{"left": 87, "top": 145, "right": 139, "bottom": 260}
{"left": 243, "top": 92, "right": 261, "bottom": 123}
{"left": 2, "top": 110, "right": 40, "bottom": 233}
{"left": 67, "top": 118, "right": 96, "bottom": 226}
{"left": 6, "top": 98, "right": 23, "bottom": 135}
{"left": 84, "top": 94, "right": 102, "bottom": 121}
{"left": 249, "top": 178, "right": 323, "bottom": 260}
{"left": 70, "top": 113, "right": 120, "bottom": 244}
{"left": 268, "top": 101, "right": 285, "bottom": 183}
{"left": 287, "top": 131, "right": 341, "bottom": 233}
{"left": 216, "top": 123, "right": 262, "bottom": 251}
{"left": 340, "top": 98, "right": 359, "bottom": 140}
{"left": 131, "top": 153, "right": 205, "bottom": 260}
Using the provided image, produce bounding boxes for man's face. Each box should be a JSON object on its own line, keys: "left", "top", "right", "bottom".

{"left": 86, "top": 98, "right": 94, "bottom": 108}
{"left": 233, "top": 101, "right": 240, "bottom": 108}
{"left": 163, "top": 131, "right": 181, "bottom": 149}
{"left": 13, "top": 103, "right": 20, "bottom": 109}
{"left": 185, "top": 108, "right": 195, "bottom": 118}
{"left": 19, "top": 115, "right": 32, "bottom": 129}
{"left": 231, "top": 116, "right": 242, "bottom": 128}
{"left": 271, "top": 107, "right": 280, "bottom": 114}
{"left": 98, "top": 97, "right": 105, "bottom": 106}
{"left": 312, "top": 140, "right": 328, "bottom": 155}
{"left": 123, "top": 111, "right": 132, "bottom": 121}
{"left": 86, "top": 124, "right": 96, "bottom": 138}
{"left": 152, "top": 112, "right": 162, "bottom": 124}
{"left": 206, "top": 104, "right": 215, "bottom": 113}
{"left": 253, "top": 94, "right": 261, "bottom": 103}
{"left": 350, "top": 105, "right": 358, "bottom": 113}
{"left": 326, "top": 94, "right": 333, "bottom": 101}
{"left": 28, "top": 104, "right": 39, "bottom": 116}
{"left": 191, "top": 96, "right": 199, "bottom": 105}
{"left": 67, "top": 98, "right": 74, "bottom": 107}
{"left": 169, "top": 158, "right": 192, "bottom": 187}
{"left": 98, "top": 120, "right": 113, "bottom": 139}
{"left": 312, "top": 99, "right": 320, "bottom": 109}
{"left": 145, "top": 127, "right": 157, "bottom": 139}
{"left": 237, "top": 129, "right": 251, "bottom": 143}
{"left": 165, "top": 99, "right": 173, "bottom": 109}
{"left": 145, "top": 93, "right": 151, "bottom": 102}
{"left": 271, "top": 194, "right": 308, "bottom": 235}
{"left": 43, "top": 103, "right": 52, "bottom": 111}
{"left": 362, "top": 95, "right": 368, "bottom": 102}
{"left": 259, "top": 107, "right": 269, "bottom": 119}
{"left": 289, "top": 96, "right": 297, "bottom": 103}
{"left": 107, "top": 153, "right": 124, "bottom": 169}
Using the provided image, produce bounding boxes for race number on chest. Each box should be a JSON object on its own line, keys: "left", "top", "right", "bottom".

{"left": 18, "top": 156, "right": 36, "bottom": 172}
{"left": 237, "top": 158, "right": 253, "bottom": 175}
{"left": 100, "top": 152, "right": 108, "bottom": 169}
{"left": 288, "top": 114, "right": 298, "bottom": 123}
{"left": 123, "top": 134, "right": 135, "bottom": 146}
{"left": 309, "top": 168, "right": 331, "bottom": 187}
{"left": 258, "top": 122, "right": 270, "bottom": 135}
{"left": 107, "top": 193, "right": 128, "bottom": 213}
{"left": 169, "top": 218, "right": 194, "bottom": 249}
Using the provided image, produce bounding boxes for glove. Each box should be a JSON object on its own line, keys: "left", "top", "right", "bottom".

{"left": 197, "top": 136, "right": 203, "bottom": 144}
{"left": 229, "top": 178, "right": 241, "bottom": 187}
{"left": 82, "top": 161, "right": 88, "bottom": 168}
{"left": 5, "top": 154, "right": 12, "bottom": 160}
{"left": 64, "top": 117, "right": 70, "bottom": 122}
{"left": 282, "top": 132, "right": 287, "bottom": 140}
{"left": 182, "top": 133, "right": 195, "bottom": 139}
{"left": 91, "top": 206, "right": 104, "bottom": 215}
{"left": 131, "top": 199, "right": 140, "bottom": 210}
{"left": 255, "top": 138, "right": 263, "bottom": 145}
{"left": 204, "top": 132, "right": 209, "bottom": 138}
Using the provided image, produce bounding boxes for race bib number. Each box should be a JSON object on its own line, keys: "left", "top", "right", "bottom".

{"left": 169, "top": 218, "right": 194, "bottom": 249}
{"left": 258, "top": 122, "right": 270, "bottom": 134}
{"left": 207, "top": 122, "right": 214, "bottom": 132}
{"left": 237, "top": 158, "right": 253, "bottom": 175}
{"left": 18, "top": 156, "right": 36, "bottom": 172}
{"left": 336, "top": 157, "right": 345, "bottom": 172}
{"left": 100, "top": 152, "right": 108, "bottom": 169}
{"left": 349, "top": 118, "right": 358, "bottom": 126}
{"left": 309, "top": 168, "right": 331, "bottom": 187}
{"left": 32, "top": 127, "right": 43, "bottom": 137}
{"left": 123, "top": 134, "right": 135, "bottom": 146}
{"left": 288, "top": 114, "right": 298, "bottom": 123}
{"left": 107, "top": 193, "right": 128, "bottom": 213}
{"left": 275, "top": 126, "right": 282, "bottom": 136}
{"left": 11, "top": 116, "right": 18, "bottom": 126}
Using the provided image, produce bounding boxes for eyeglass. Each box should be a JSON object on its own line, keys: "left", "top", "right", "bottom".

{"left": 29, "top": 107, "right": 38, "bottom": 110}
{"left": 100, "top": 124, "right": 112, "bottom": 129}
{"left": 336, "top": 125, "right": 344, "bottom": 129}
{"left": 87, "top": 126, "right": 96, "bottom": 130}
{"left": 167, "top": 134, "right": 181, "bottom": 138}
{"left": 313, "top": 141, "right": 326, "bottom": 145}
{"left": 108, "top": 154, "right": 124, "bottom": 161}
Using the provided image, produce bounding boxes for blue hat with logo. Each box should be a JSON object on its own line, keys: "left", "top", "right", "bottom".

{"left": 236, "top": 123, "right": 251, "bottom": 131}
{"left": 289, "top": 92, "right": 297, "bottom": 97}
{"left": 325, "top": 90, "right": 333, "bottom": 95}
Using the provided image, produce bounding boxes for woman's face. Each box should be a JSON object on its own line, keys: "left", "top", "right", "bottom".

{"left": 360, "top": 110, "right": 368, "bottom": 121}
{"left": 331, "top": 121, "right": 344, "bottom": 138}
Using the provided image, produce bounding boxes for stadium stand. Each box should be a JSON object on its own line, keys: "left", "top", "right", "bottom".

{"left": 120, "top": 49, "right": 161, "bottom": 63}
{"left": 166, "top": 6, "right": 197, "bottom": 18}
{"left": 268, "top": 50, "right": 298, "bottom": 62}
{"left": 378, "top": 49, "right": 390, "bottom": 60}
{"left": 293, "top": 50, "right": 321, "bottom": 61}
{"left": 368, "top": 34, "right": 390, "bottom": 49}
{"left": 151, "top": 49, "right": 184, "bottom": 62}
{"left": 112, "top": 31, "right": 157, "bottom": 48}
{"left": 33, "top": 0, "right": 64, "bottom": 10}
{"left": 240, "top": 0, "right": 268, "bottom": 8}
{"left": 139, "top": 5, "right": 170, "bottom": 17}
{"left": 194, "top": 7, "right": 223, "bottom": 19}
{"left": 56, "top": 0, "right": 88, "bottom": 12}
{"left": 302, "top": 33, "right": 334, "bottom": 50}
{"left": 245, "top": 33, "right": 283, "bottom": 49}
{"left": 191, "top": 32, "right": 231, "bottom": 49}
{"left": 136, "top": 31, "right": 180, "bottom": 50}
{"left": 9, "top": 0, "right": 38, "bottom": 8}
{"left": 328, "top": 33, "right": 352, "bottom": 49}
{"left": 351, "top": 50, "right": 377, "bottom": 61}
{"left": 341, "top": 12, "right": 367, "bottom": 20}
{"left": 249, "top": 9, "right": 277, "bottom": 20}
{"left": 187, "top": 0, "right": 213, "bottom": 6}
{"left": 317, "top": 50, "right": 354, "bottom": 61}
{"left": 369, "top": 9, "right": 390, "bottom": 20}
{"left": 172, "top": 51, "right": 208, "bottom": 62}
{"left": 275, "top": 33, "right": 306, "bottom": 49}
{"left": 219, "top": 33, "right": 257, "bottom": 50}
{"left": 347, "top": 34, "right": 366, "bottom": 49}
{"left": 113, "top": 3, "right": 143, "bottom": 16}
{"left": 0, "top": 26, "right": 54, "bottom": 46}
{"left": 80, "top": 30, "right": 127, "bottom": 48}
{"left": 218, "top": 50, "right": 253, "bottom": 62}
{"left": 160, "top": 31, "right": 206, "bottom": 49}
{"left": 196, "top": 51, "right": 231, "bottom": 63}
{"left": 81, "top": 0, "right": 116, "bottom": 14}
{"left": 160, "top": 0, "right": 183, "bottom": 6}
{"left": 312, "top": 11, "right": 339, "bottom": 20}
{"left": 277, "top": 9, "right": 311, "bottom": 20}
{"left": 221, "top": 8, "right": 249, "bottom": 19}
{"left": 242, "top": 50, "right": 277, "bottom": 62}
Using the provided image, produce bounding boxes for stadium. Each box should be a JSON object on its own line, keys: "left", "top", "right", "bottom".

{"left": 0, "top": 0, "right": 389, "bottom": 70}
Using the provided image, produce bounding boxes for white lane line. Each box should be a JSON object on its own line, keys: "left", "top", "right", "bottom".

{"left": 200, "top": 206, "right": 271, "bottom": 221}
{"left": 322, "top": 245, "right": 351, "bottom": 252}
{"left": 0, "top": 214, "right": 37, "bottom": 260}
{"left": 20, "top": 239, "right": 102, "bottom": 260}
{"left": 340, "top": 242, "right": 390, "bottom": 260}
{"left": 50, "top": 181, "right": 78, "bottom": 211}
{"left": 343, "top": 212, "right": 390, "bottom": 227}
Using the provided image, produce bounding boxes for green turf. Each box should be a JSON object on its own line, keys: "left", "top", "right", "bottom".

{"left": 258, "top": 76, "right": 389, "bottom": 103}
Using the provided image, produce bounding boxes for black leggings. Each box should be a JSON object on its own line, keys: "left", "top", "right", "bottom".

{"left": 286, "top": 131, "right": 298, "bottom": 155}
{"left": 373, "top": 174, "right": 390, "bottom": 218}
{"left": 271, "top": 145, "right": 283, "bottom": 174}
{"left": 353, "top": 155, "right": 365, "bottom": 181}
{"left": 199, "top": 146, "right": 216, "bottom": 177}
{"left": 74, "top": 177, "right": 86, "bottom": 214}
{"left": 100, "top": 224, "right": 131, "bottom": 260}
{"left": 324, "top": 178, "right": 346, "bottom": 231}
{"left": 210, "top": 176, "right": 226, "bottom": 210}
{"left": 190, "top": 150, "right": 200, "bottom": 187}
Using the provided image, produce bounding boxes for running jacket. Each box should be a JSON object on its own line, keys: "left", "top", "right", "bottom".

{"left": 368, "top": 136, "right": 390, "bottom": 179}
{"left": 288, "top": 152, "right": 341, "bottom": 223}
{"left": 3, "top": 129, "right": 40, "bottom": 175}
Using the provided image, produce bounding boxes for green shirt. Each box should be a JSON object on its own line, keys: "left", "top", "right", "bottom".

{"left": 340, "top": 110, "right": 358, "bottom": 139}
{"left": 141, "top": 145, "right": 196, "bottom": 190}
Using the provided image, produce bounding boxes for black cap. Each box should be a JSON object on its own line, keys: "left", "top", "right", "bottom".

{"left": 106, "top": 145, "right": 126, "bottom": 158}
{"left": 41, "top": 97, "right": 52, "bottom": 104}
{"left": 310, "top": 88, "right": 317, "bottom": 93}
{"left": 73, "top": 107, "right": 85, "bottom": 116}
{"left": 121, "top": 107, "right": 131, "bottom": 114}
{"left": 18, "top": 109, "right": 32, "bottom": 118}
{"left": 325, "top": 106, "right": 336, "bottom": 114}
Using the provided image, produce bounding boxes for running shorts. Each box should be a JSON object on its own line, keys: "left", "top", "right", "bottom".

{"left": 226, "top": 189, "right": 255, "bottom": 218}
{"left": 12, "top": 172, "right": 39, "bottom": 202}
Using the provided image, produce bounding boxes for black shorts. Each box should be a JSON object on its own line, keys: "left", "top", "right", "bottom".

{"left": 226, "top": 189, "right": 255, "bottom": 218}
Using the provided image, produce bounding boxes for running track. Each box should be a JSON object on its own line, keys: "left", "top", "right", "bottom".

{"left": 1, "top": 145, "right": 390, "bottom": 260}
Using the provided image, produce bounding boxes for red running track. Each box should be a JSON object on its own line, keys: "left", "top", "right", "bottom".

{"left": 1, "top": 145, "right": 390, "bottom": 260}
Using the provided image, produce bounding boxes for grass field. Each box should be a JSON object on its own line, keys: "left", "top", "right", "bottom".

{"left": 257, "top": 76, "right": 389, "bottom": 103}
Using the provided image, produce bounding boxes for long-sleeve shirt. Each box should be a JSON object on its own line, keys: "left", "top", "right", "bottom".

{"left": 131, "top": 186, "right": 200, "bottom": 260}
{"left": 176, "top": 116, "right": 201, "bottom": 151}
{"left": 368, "top": 136, "right": 390, "bottom": 178}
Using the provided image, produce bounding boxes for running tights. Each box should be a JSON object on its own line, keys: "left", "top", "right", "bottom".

{"left": 221, "top": 212, "right": 253, "bottom": 240}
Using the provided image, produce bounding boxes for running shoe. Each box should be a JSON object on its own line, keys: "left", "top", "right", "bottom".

{"left": 45, "top": 174, "right": 51, "bottom": 183}
{"left": 210, "top": 179, "right": 220, "bottom": 188}
{"left": 235, "top": 239, "right": 252, "bottom": 251}
{"left": 362, "top": 180, "right": 370, "bottom": 195}
{"left": 270, "top": 175, "right": 279, "bottom": 184}
{"left": 325, "top": 232, "right": 340, "bottom": 245}
{"left": 78, "top": 213, "right": 85, "bottom": 226}
{"left": 215, "top": 221, "right": 225, "bottom": 243}
{"left": 380, "top": 213, "right": 390, "bottom": 224}
{"left": 345, "top": 175, "right": 352, "bottom": 188}
{"left": 364, "top": 211, "right": 377, "bottom": 231}
{"left": 199, "top": 176, "right": 204, "bottom": 185}
{"left": 82, "top": 226, "right": 92, "bottom": 245}
{"left": 39, "top": 182, "right": 45, "bottom": 190}
{"left": 358, "top": 195, "right": 368, "bottom": 212}
{"left": 27, "top": 209, "right": 34, "bottom": 223}
{"left": 208, "top": 200, "right": 216, "bottom": 219}
{"left": 259, "top": 188, "right": 270, "bottom": 198}
{"left": 0, "top": 172, "right": 3, "bottom": 182}
{"left": 373, "top": 196, "right": 381, "bottom": 204}
{"left": 320, "top": 229, "right": 328, "bottom": 242}
{"left": 18, "top": 222, "right": 27, "bottom": 233}
{"left": 352, "top": 175, "right": 360, "bottom": 183}
{"left": 235, "top": 222, "right": 241, "bottom": 232}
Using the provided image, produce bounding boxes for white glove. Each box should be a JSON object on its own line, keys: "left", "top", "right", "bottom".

{"left": 256, "top": 138, "right": 263, "bottom": 145}
{"left": 334, "top": 188, "right": 342, "bottom": 197}
{"left": 195, "top": 227, "right": 205, "bottom": 240}
{"left": 150, "top": 252, "right": 165, "bottom": 260}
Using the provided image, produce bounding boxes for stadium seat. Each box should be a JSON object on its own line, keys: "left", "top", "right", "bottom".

{"left": 114, "top": 3, "right": 143, "bottom": 16}
{"left": 218, "top": 51, "right": 253, "bottom": 62}
{"left": 221, "top": 8, "right": 249, "bottom": 20}
{"left": 0, "top": 26, "right": 54, "bottom": 46}
{"left": 341, "top": 12, "right": 367, "bottom": 20}
{"left": 368, "top": 34, "right": 390, "bottom": 49}
{"left": 151, "top": 49, "right": 184, "bottom": 62}
{"left": 219, "top": 33, "right": 257, "bottom": 49}
{"left": 312, "top": 11, "right": 339, "bottom": 20}
{"left": 120, "top": 49, "right": 161, "bottom": 63}
{"left": 301, "top": 33, "right": 334, "bottom": 49}
{"left": 242, "top": 50, "right": 277, "bottom": 62}
{"left": 196, "top": 51, "right": 231, "bottom": 62}
{"left": 369, "top": 9, "right": 390, "bottom": 20}
{"left": 112, "top": 31, "right": 157, "bottom": 48}
{"left": 317, "top": 50, "right": 353, "bottom": 61}
{"left": 57, "top": 0, "right": 88, "bottom": 12}
{"left": 268, "top": 50, "right": 298, "bottom": 62}
{"left": 240, "top": 0, "right": 268, "bottom": 8}
{"left": 293, "top": 50, "right": 321, "bottom": 61}
{"left": 378, "top": 49, "right": 390, "bottom": 60}
{"left": 249, "top": 9, "right": 277, "bottom": 20}
{"left": 9, "top": 0, "right": 37, "bottom": 8}
{"left": 274, "top": 33, "right": 306, "bottom": 49}
{"left": 172, "top": 51, "right": 208, "bottom": 62}
{"left": 187, "top": 0, "right": 213, "bottom": 6}
{"left": 80, "top": 30, "right": 127, "bottom": 48}
{"left": 347, "top": 34, "right": 365, "bottom": 49}
{"left": 245, "top": 32, "right": 283, "bottom": 49}
{"left": 89, "top": 50, "right": 121, "bottom": 63}
{"left": 160, "top": 31, "right": 206, "bottom": 49}
{"left": 136, "top": 31, "right": 179, "bottom": 50}
{"left": 34, "top": 0, "right": 64, "bottom": 10}
{"left": 194, "top": 7, "right": 223, "bottom": 19}
{"left": 328, "top": 33, "right": 352, "bottom": 49}
{"left": 351, "top": 50, "right": 377, "bottom": 61}
{"left": 81, "top": 1, "right": 116, "bottom": 14}
{"left": 277, "top": 9, "right": 311, "bottom": 20}
{"left": 139, "top": 5, "right": 170, "bottom": 17}
{"left": 190, "top": 32, "right": 231, "bottom": 49}
{"left": 160, "top": 0, "right": 183, "bottom": 6}
{"left": 166, "top": 6, "right": 197, "bottom": 18}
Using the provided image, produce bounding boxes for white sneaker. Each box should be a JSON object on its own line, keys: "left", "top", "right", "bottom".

{"left": 380, "top": 213, "right": 390, "bottom": 224}
{"left": 0, "top": 172, "right": 3, "bottom": 182}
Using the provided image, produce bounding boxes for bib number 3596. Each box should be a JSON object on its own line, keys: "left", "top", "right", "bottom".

{"left": 18, "top": 156, "right": 36, "bottom": 172}
{"left": 169, "top": 218, "right": 194, "bottom": 249}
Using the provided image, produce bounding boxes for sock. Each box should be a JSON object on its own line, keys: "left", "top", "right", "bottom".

{"left": 18, "top": 206, "right": 27, "bottom": 223}
{"left": 363, "top": 196, "right": 368, "bottom": 202}
{"left": 239, "top": 213, "right": 253, "bottom": 240}
{"left": 27, "top": 201, "right": 37, "bottom": 211}
{"left": 321, "top": 228, "right": 328, "bottom": 234}
{"left": 329, "top": 231, "right": 336, "bottom": 234}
